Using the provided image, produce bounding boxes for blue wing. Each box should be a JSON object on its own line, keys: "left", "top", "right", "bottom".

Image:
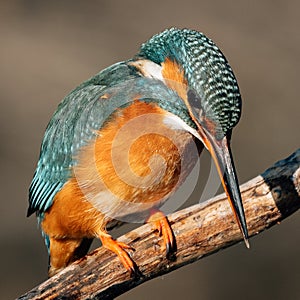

{"left": 27, "top": 61, "right": 140, "bottom": 216}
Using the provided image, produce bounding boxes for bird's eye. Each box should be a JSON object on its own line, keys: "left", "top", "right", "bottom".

{"left": 187, "top": 89, "right": 203, "bottom": 119}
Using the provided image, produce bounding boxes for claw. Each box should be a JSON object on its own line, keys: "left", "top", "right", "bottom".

{"left": 99, "top": 234, "right": 138, "bottom": 275}
{"left": 147, "top": 210, "right": 176, "bottom": 257}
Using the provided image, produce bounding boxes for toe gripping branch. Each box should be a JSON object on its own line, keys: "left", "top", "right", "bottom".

{"left": 99, "top": 210, "right": 176, "bottom": 276}
{"left": 99, "top": 234, "right": 138, "bottom": 275}
{"left": 147, "top": 210, "right": 177, "bottom": 258}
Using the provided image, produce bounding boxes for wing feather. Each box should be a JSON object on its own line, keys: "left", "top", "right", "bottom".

{"left": 28, "top": 61, "right": 139, "bottom": 215}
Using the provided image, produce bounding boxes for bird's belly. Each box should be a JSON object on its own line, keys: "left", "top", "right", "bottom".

{"left": 74, "top": 102, "right": 200, "bottom": 222}
{"left": 76, "top": 132, "right": 197, "bottom": 222}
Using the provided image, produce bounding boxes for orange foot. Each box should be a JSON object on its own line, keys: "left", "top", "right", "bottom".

{"left": 99, "top": 233, "right": 137, "bottom": 274}
{"left": 147, "top": 210, "right": 176, "bottom": 257}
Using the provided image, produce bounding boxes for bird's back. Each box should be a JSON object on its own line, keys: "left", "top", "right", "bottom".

{"left": 28, "top": 61, "right": 141, "bottom": 216}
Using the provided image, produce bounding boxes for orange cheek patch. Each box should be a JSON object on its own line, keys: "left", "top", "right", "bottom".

{"left": 202, "top": 116, "right": 217, "bottom": 137}
{"left": 161, "top": 58, "right": 188, "bottom": 101}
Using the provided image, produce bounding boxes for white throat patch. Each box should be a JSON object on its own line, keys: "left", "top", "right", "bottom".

{"left": 129, "top": 59, "right": 165, "bottom": 82}
{"left": 163, "top": 113, "right": 201, "bottom": 140}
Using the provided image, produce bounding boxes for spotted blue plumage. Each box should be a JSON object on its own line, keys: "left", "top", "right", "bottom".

{"left": 138, "top": 28, "right": 242, "bottom": 139}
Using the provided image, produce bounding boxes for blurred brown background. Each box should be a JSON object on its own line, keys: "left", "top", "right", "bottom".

{"left": 1, "top": 0, "right": 299, "bottom": 299}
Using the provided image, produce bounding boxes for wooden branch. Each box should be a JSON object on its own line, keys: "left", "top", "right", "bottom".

{"left": 19, "top": 149, "right": 300, "bottom": 300}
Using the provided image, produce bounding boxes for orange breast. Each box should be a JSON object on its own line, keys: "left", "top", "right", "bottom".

{"left": 43, "top": 101, "right": 198, "bottom": 238}
{"left": 75, "top": 101, "right": 197, "bottom": 220}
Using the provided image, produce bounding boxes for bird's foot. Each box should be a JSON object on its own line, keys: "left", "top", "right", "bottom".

{"left": 99, "top": 233, "right": 138, "bottom": 275}
{"left": 147, "top": 210, "right": 176, "bottom": 258}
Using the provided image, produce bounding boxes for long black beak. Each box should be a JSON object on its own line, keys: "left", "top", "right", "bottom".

{"left": 197, "top": 127, "right": 249, "bottom": 248}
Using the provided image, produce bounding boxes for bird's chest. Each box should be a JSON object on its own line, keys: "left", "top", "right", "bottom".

{"left": 74, "top": 102, "right": 199, "bottom": 216}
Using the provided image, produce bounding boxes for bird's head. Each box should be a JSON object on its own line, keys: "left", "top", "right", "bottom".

{"left": 132, "top": 28, "right": 249, "bottom": 246}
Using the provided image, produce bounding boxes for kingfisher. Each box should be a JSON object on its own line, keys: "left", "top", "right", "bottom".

{"left": 27, "top": 28, "right": 249, "bottom": 277}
